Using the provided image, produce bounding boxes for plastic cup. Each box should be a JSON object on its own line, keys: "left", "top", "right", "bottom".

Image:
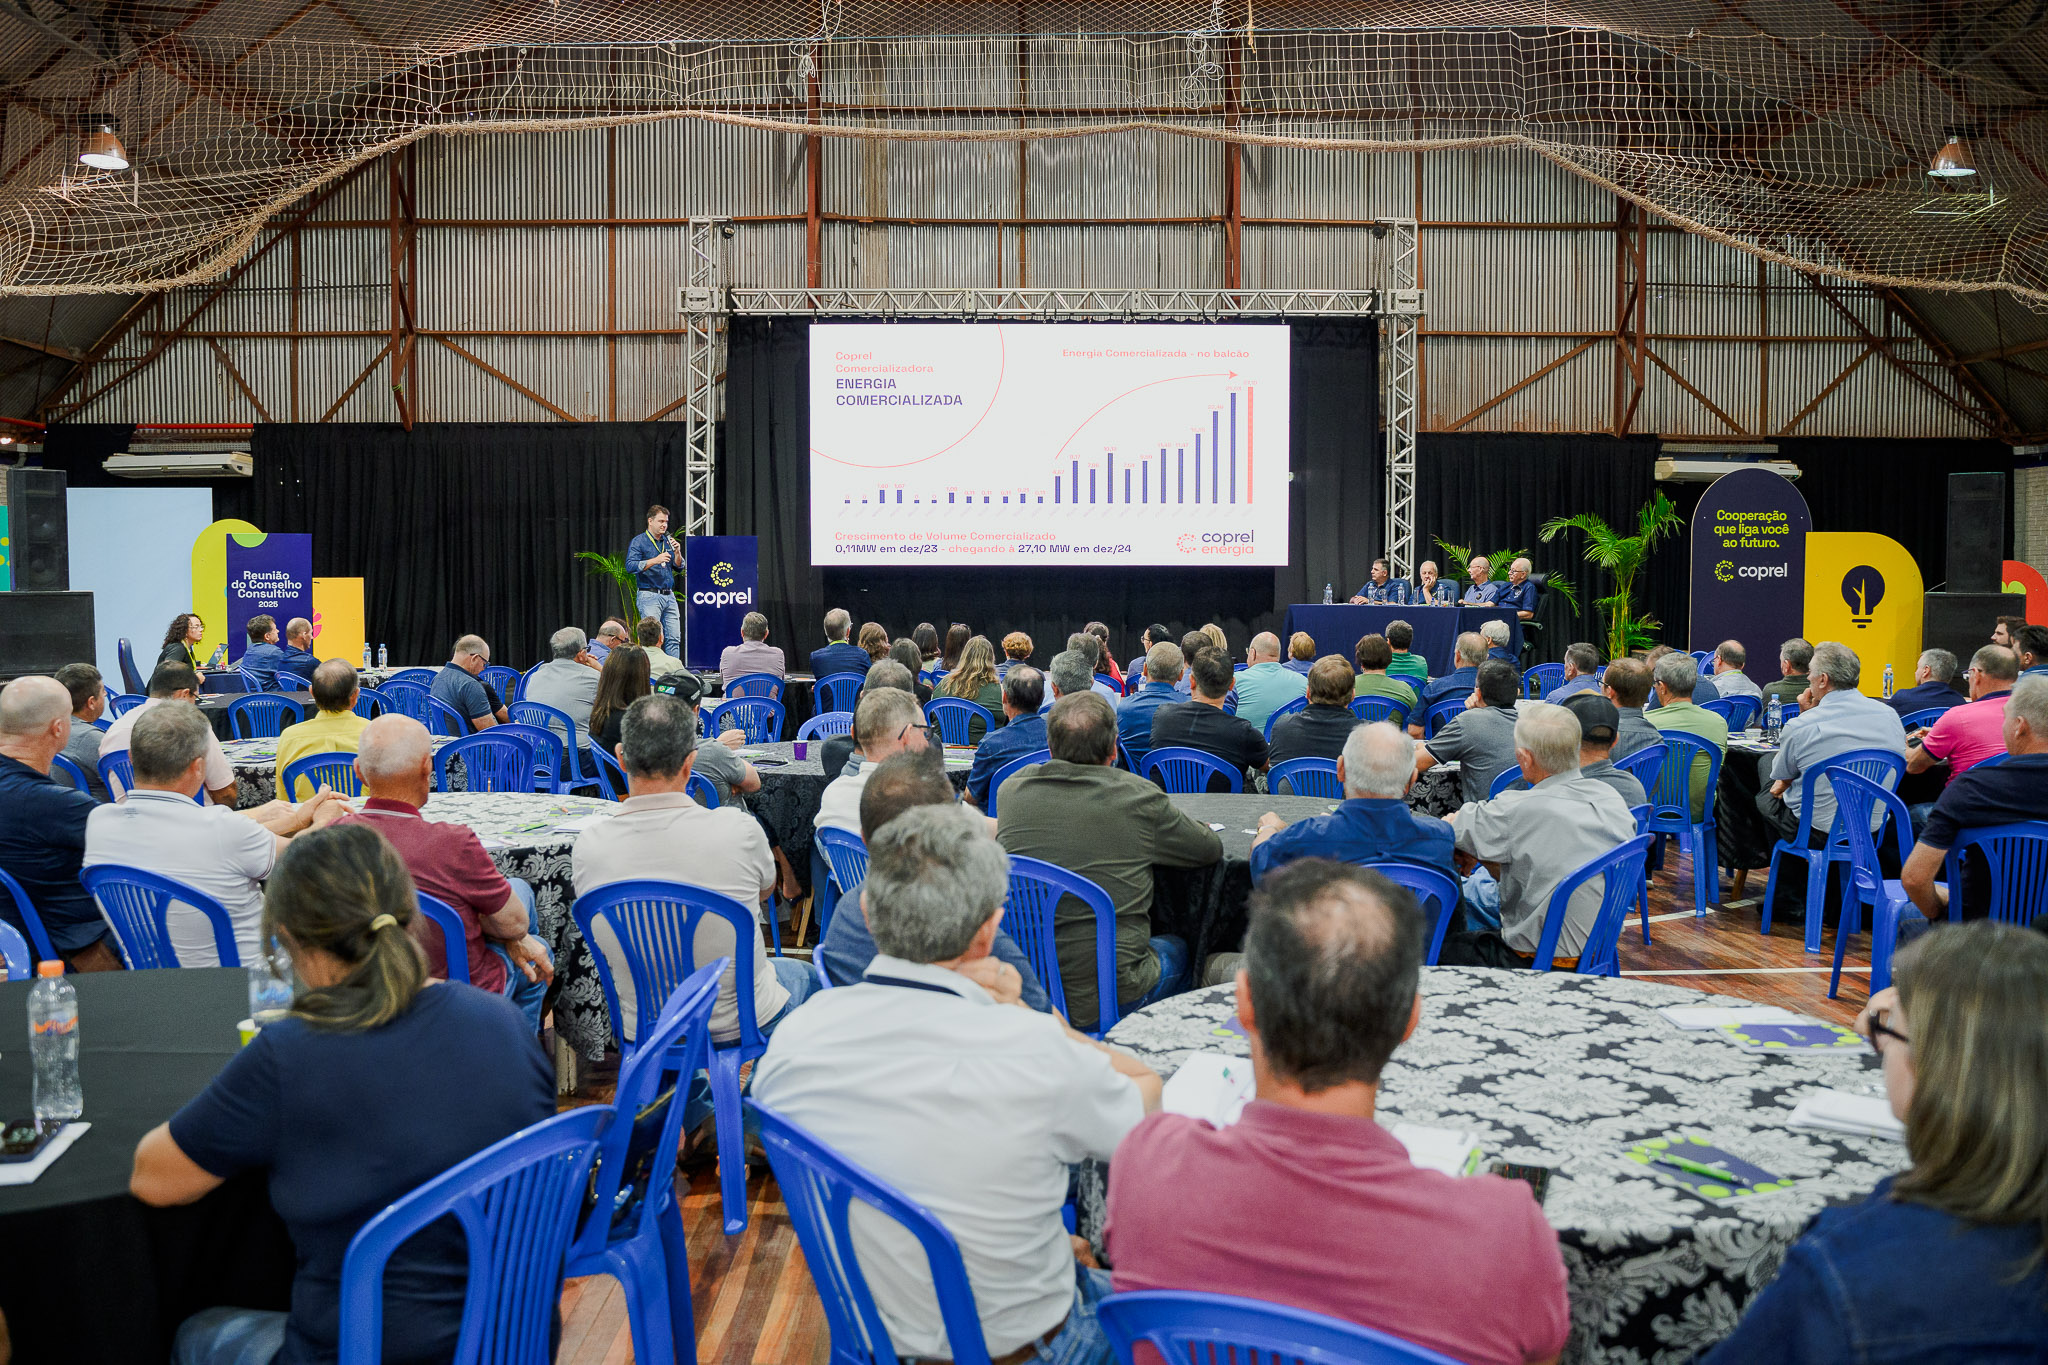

{"left": 792, "top": 740, "right": 808, "bottom": 760}
{"left": 237, "top": 1018, "right": 259, "bottom": 1047}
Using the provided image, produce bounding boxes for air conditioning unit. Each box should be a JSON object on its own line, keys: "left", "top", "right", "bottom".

{"left": 1654, "top": 443, "right": 1800, "bottom": 483}
{"left": 104, "top": 445, "right": 253, "bottom": 478}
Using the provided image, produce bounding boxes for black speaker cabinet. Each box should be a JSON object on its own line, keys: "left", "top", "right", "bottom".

{"left": 0, "top": 591, "right": 95, "bottom": 680}
{"left": 1923, "top": 591, "right": 2023, "bottom": 665}
{"left": 5, "top": 467, "right": 68, "bottom": 591}
{"left": 1945, "top": 471, "right": 2005, "bottom": 593}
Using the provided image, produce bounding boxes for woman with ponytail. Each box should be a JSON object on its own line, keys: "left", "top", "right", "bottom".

{"left": 130, "top": 823, "right": 553, "bottom": 1365}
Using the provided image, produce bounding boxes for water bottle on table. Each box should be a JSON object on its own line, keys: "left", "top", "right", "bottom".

{"left": 361, "top": 643, "right": 372, "bottom": 669}
{"left": 248, "top": 938, "right": 295, "bottom": 1026}
{"left": 1322, "top": 582, "right": 1334, "bottom": 605}
{"left": 1882, "top": 664, "right": 1893, "bottom": 699}
{"left": 377, "top": 642, "right": 389, "bottom": 669}
{"left": 1765, "top": 696, "right": 1783, "bottom": 740}
{"left": 28, "top": 962, "right": 81, "bottom": 1132}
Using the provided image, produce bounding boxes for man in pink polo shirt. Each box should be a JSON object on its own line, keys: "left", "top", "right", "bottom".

{"left": 1909, "top": 644, "right": 2018, "bottom": 782}
{"left": 1104, "top": 859, "right": 1567, "bottom": 1365}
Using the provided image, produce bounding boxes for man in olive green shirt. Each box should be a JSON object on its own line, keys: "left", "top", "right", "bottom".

{"left": 995, "top": 692, "right": 1223, "bottom": 1031}
{"left": 1352, "top": 632, "right": 1421, "bottom": 713}
{"left": 1764, "top": 637, "right": 1813, "bottom": 705}
{"left": 1645, "top": 654, "right": 1728, "bottom": 820}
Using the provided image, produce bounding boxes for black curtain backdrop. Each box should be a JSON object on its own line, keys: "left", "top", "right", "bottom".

{"left": 724, "top": 316, "right": 1379, "bottom": 668}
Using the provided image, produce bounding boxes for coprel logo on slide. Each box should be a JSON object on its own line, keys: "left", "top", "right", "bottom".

{"left": 1188, "top": 530, "right": 1258, "bottom": 559}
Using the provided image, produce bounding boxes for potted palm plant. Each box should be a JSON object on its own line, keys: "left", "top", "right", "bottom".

{"left": 1538, "top": 491, "right": 1683, "bottom": 660}
{"left": 576, "top": 551, "right": 639, "bottom": 624}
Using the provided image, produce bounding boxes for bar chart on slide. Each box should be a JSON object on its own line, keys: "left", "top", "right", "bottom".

{"left": 809, "top": 321, "right": 1290, "bottom": 565}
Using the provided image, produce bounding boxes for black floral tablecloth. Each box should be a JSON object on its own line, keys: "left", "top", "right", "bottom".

{"left": 219, "top": 736, "right": 457, "bottom": 808}
{"left": 1151, "top": 793, "right": 1336, "bottom": 969}
{"left": 747, "top": 742, "right": 971, "bottom": 892}
{"left": 1078, "top": 969, "right": 1903, "bottom": 1365}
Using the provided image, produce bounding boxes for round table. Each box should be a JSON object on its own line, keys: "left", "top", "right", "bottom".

{"left": 1077, "top": 968, "right": 1903, "bottom": 1365}
{"left": 0, "top": 969, "right": 292, "bottom": 1363}
{"left": 744, "top": 742, "right": 972, "bottom": 892}
{"left": 218, "top": 735, "right": 457, "bottom": 808}
{"left": 196, "top": 690, "right": 314, "bottom": 742}
{"left": 1151, "top": 793, "right": 1336, "bottom": 970}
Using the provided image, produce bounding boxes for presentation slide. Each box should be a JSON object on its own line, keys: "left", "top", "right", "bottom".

{"left": 809, "top": 322, "right": 1290, "bottom": 566}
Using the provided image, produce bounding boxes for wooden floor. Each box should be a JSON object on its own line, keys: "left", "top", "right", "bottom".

{"left": 557, "top": 842, "right": 1875, "bottom": 1363}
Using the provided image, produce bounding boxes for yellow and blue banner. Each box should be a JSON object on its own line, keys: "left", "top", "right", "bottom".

{"left": 1804, "top": 532, "right": 1924, "bottom": 697}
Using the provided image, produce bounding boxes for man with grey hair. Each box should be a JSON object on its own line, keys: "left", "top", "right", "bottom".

{"left": 1499, "top": 555, "right": 1539, "bottom": 621}
{"left": 432, "top": 634, "right": 507, "bottom": 732}
{"left": 1116, "top": 642, "right": 1184, "bottom": 769}
{"left": 1438, "top": 701, "right": 1635, "bottom": 969}
{"left": 1902, "top": 672, "right": 2048, "bottom": 922}
{"left": 1233, "top": 631, "right": 1309, "bottom": 733}
{"left": 819, "top": 658, "right": 922, "bottom": 781}
{"left": 100, "top": 662, "right": 239, "bottom": 806}
{"left": 1646, "top": 652, "right": 1728, "bottom": 821}
{"left": 1642, "top": 644, "right": 1719, "bottom": 710}
{"left": 1542, "top": 642, "right": 1603, "bottom": 703}
{"left": 1765, "top": 636, "right": 1814, "bottom": 704}
{"left": 1908, "top": 644, "right": 2017, "bottom": 781}
{"left": 816, "top": 685, "right": 929, "bottom": 833}
{"left": 1060, "top": 632, "right": 1121, "bottom": 703}
{"left": 810, "top": 607, "right": 870, "bottom": 680}
{"left": 1710, "top": 639, "right": 1762, "bottom": 703}
{"left": 966, "top": 665, "right": 1048, "bottom": 808}
{"left": 1760, "top": 642, "right": 1908, "bottom": 872}
{"left": 1037, "top": 648, "right": 1097, "bottom": 714}
{"left": 0, "top": 676, "right": 120, "bottom": 967}
{"left": 1419, "top": 631, "right": 1489, "bottom": 714}
{"left": 85, "top": 702, "right": 342, "bottom": 967}
{"left": 524, "top": 626, "right": 603, "bottom": 744}
{"left": 1886, "top": 647, "right": 1967, "bottom": 718}
{"left": 1461, "top": 554, "right": 1502, "bottom": 605}
{"left": 1251, "top": 722, "right": 1455, "bottom": 885}
{"left": 1477, "top": 617, "right": 1515, "bottom": 664}
{"left": 719, "top": 609, "right": 785, "bottom": 687}
{"left": 753, "top": 803, "right": 1158, "bottom": 1365}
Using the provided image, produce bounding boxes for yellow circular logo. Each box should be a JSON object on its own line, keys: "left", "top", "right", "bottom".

{"left": 710, "top": 561, "right": 734, "bottom": 588}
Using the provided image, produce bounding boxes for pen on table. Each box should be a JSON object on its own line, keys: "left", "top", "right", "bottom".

{"left": 1651, "top": 1153, "right": 1750, "bottom": 1186}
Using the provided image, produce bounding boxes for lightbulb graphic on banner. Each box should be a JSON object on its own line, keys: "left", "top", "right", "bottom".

{"left": 1840, "top": 566, "right": 1885, "bottom": 627}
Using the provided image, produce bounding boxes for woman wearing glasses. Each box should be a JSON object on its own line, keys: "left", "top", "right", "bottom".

{"left": 1702, "top": 921, "right": 2048, "bottom": 1362}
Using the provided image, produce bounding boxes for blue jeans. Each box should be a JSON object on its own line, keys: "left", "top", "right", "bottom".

{"left": 682, "top": 954, "right": 822, "bottom": 1132}
{"left": 1026, "top": 1264, "right": 1115, "bottom": 1365}
{"left": 1459, "top": 867, "right": 1504, "bottom": 932}
{"left": 637, "top": 589, "right": 682, "bottom": 658}
{"left": 487, "top": 877, "right": 551, "bottom": 1032}
{"left": 1130, "top": 934, "right": 1189, "bottom": 1011}
{"left": 172, "top": 1307, "right": 285, "bottom": 1365}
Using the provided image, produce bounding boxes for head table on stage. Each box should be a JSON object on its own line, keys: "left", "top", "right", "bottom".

{"left": 1281, "top": 604, "right": 1522, "bottom": 675}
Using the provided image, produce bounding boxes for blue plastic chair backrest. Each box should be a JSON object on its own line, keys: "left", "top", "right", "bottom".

{"left": 1698, "top": 696, "right": 1739, "bottom": 727}
{"left": 201, "top": 672, "right": 250, "bottom": 695}
{"left": 0, "top": 921, "right": 29, "bottom": 981}
{"left": 1362, "top": 862, "right": 1461, "bottom": 967}
{"left": 1423, "top": 697, "right": 1465, "bottom": 737}
{"left": 0, "top": 867, "right": 56, "bottom": 962}
{"left": 1780, "top": 701, "right": 1802, "bottom": 722}
{"left": 117, "top": 638, "right": 147, "bottom": 695}
{"left": 726, "top": 673, "right": 784, "bottom": 700}
{"left": 436, "top": 731, "right": 537, "bottom": 794}
{"left": 1525, "top": 662, "right": 1566, "bottom": 698}
{"left": 506, "top": 699, "right": 581, "bottom": 773}
{"left": 1974, "top": 752, "right": 2010, "bottom": 769}
{"left": 1139, "top": 746, "right": 1243, "bottom": 794}
{"left": 746, "top": 1100, "right": 996, "bottom": 1365}
{"left": 709, "top": 696, "right": 786, "bottom": 744}
{"left": 816, "top": 827, "right": 870, "bottom": 898}
{"left": 1630, "top": 803, "right": 1651, "bottom": 835}
{"left": 481, "top": 665, "right": 522, "bottom": 703}
{"left": 386, "top": 668, "right": 438, "bottom": 687}
{"left": 1489, "top": 764, "right": 1526, "bottom": 798}
{"left": 1898, "top": 706, "right": 1954, "bottom": 730}
{"left": 227, "top": 693, "right": 305, "bottom": 739}
{"left": 686, "top": 771, "right": 720, "bottom": 808}
{"left": 1791, "top": 747, "right": 1907, "bottom": 849}
{"left": 1944, "top": 821, "right": 2048, "bottom": 928}
{"left": 415, "top": 892, "right": 471, "bottom": 984}
{"left": 1641, "top": 732, "right": 1723, "bottom": 830}
{"left": 588, "top": 743, "right": 628, "bottom": 800}
{"left": 1689, "top": 650, "right": 1714, "bottom": 667}
{"left": 238, "top": 669, "right": 273, "bottom": 694}
{"left": 1613, "top": 743, "right": 1666, "bottom": 795}
{"left": 572, "top": 879, "right": 765, "bottom": 1053}
{"left": 1830, "top": 769, "right": 1916, "bottom": 910}
{"left": 1097, "top": 1290, "right": 1468, "bottom": 1365}
{"left": 79, "top": 864, "right": 241, "bottom": 969}
{"left": 47, "top": 752, "right": 96, "bottom": 797}
{"left": 1529, "top": 833, "right": 1656, "bottom": 975}
{"left": 1268, "top": 757, "right": 1342, "bottom": 798}
{"left": 925, "top": 697, "right": 994, "bottom": 746}
{"left": 1004, "top": 855, "right": 1120, "bottom": 1033}
{"left": 986, "top": 748, "right": 1052, "bottom": 817}
{"left": 1350, "top": 695, "right": 1412, "bottom": 726}
{"left": 491, "top": 722, "right": 564, "bottom": 791}
{"left": 108, "top": 692, "right": 146, "bottom": 717}
{"left": 1719, "top": 694, "right": 1762, "bottom": 731}
{"left": 815, "top": 672, "right": 867, "bottom": 715}
{"left": 336, "top": 1106, "right": 608, "bottom": 1365}
{"left": 377, "top": 678, "right": 437, "bottom": 724}
{"left": 1261, "top": 695, "right": 1310, "bottom": 741}
{"left": 280, "top": 752, "right": 364, "bottom": 802}
{"left": 352, "top": 686, "right": 391, "bottom": 720}
{"left": 96, "top": 750, "right": 135, "bottom": 801}
{"left": 798, "top": 710, "right": 855, "bottom": 740}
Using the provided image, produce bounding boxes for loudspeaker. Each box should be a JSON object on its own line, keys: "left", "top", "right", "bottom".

{"left": 1923, "top": 591, "right": 2019, "bottom": 665}
{"left": 1945, "top": 471, "right": 2004, "bottom": 593}
{"left": 0, "top": 591, "right": 96, "bottom": 681}
{"left": 4, "top": 467, "right": 68, "bottom": 591}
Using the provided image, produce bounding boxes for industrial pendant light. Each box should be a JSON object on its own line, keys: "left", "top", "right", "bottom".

{"left": 1928, "top": 134, "right": 1977, "bottom": 179}
{"left": 78, "top": 123, "right": 128, "bottom": 171}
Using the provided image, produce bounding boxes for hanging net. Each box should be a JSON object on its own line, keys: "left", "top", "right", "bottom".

{"left": 2, "top": 2, "right": 2046, "bottom": 303}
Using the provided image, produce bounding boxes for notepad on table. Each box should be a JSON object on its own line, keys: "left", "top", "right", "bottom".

{"left": 1390, "top": 1124, "right": 1487, "bottom": 1177}
{"left": 1787, "top": 1089, "right": 1904, "bottom": 1141}
{"left": 1161, "top": 1052, "right": 1254, "bottom": 1127}
{"left": 0, "top": 1123, "right": 89, "bottom": 1186}
{"left": 1659, "top": 1004, "right": 1801, "bottom": 1030}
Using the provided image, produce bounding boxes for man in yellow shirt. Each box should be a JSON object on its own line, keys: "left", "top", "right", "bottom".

{"left": 274, "top": 659, "right": 371, "bottom": 798}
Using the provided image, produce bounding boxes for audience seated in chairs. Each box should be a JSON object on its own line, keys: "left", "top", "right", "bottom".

{"left": 54, "top": 662, "right": 111, "bottom": 801}
{"left": 940, "top": 622, "right": 972, "bottom": 673}
{"left": 1116, "top": 644, "right": 1184, "bottom": 769}
{"left": 1108, "top": 859, "right": 1569, "bottom": 1365}
{"left": 1561, "top": 694, "right": 1646, "bottom": 808}
{"left": 1171, "top": 630, "right": 1210, "bottom": 696}
{"left": 274, "top": 660, "right": 370, "bottom": 800}
{"left": 858, "top": 622, "right": 892, "bottom": 666}
{"left": 1416, "top": 658, "right": 1522, "bottom": 806}
{"left": 1643, "top": 644, "right": 1719, "bottom": 710}
{"left": 1058, "top": 631, "right": 1121, "bottom": 704}
{"left": 1283, "top": 631, "right": 1317, "bottom": 676}
{"left": 887, "top": 638, "right": 934, "bottom": 704}
{"left": 587, "top": 645, "right": 653, "bottom": 760}
{"left": 1267, "top": 657, "right": 1363, "bottom": 767}
{"left": 997, "top": 693, "right": 1221, "bottom": 1033}
{"left": 637, "top": 617, "right": 687, "bottom": 681}
{"left": 1759, "top": 642, "right": 1909, "bottom": 852}
{"left": 1437, "top": 701, "right": 1637, "bottom": 971}
{"left": 1149, "top": 650, "right": 1269, "bottom": 787}
{"left": 936, "top": 636, "right": 1006, "bottom": 744}
{"left": 1885, "top": 648, "right": 1968, "bottom": 718}
{"left": 1907, "top": 644, "right": 2016, "bottom": 781}
{"left": 1900, "top": 673, "right": 2048, "bottom": 923}
{"left": 752, "top": 802, "right": 1160, "bottom": 1365}
{"left": 84, "top": 702, "right": 344, "bottom": 967}
{"left": 1600, "top": 657, "right": 1662, "bottom": 761}
{"left": 999, "top": 630, "right": 1034, "bottom": 678}
{"left": 810, "top": 609, "right": 872, "bottom": 682}
{"left": 525, "top": 627, "right": 603, "bottom": 741}
{"left": 1384, "top": 618, "right": 1431, "bottom": 690}
{"left": 0, "top": 676, "right": 122, "bottom": 969}
{"left": 1645, "top": 653, "right": 1729, "bottom": 821}
{"left": 431, "top": 635, "right": 509, "bottom": 733}
{"left": 1702, "top": 922, "right": 2048, "bottom": 1364}
{"left": 817, "top": 687, "right": 934, "bottom": 836}
{"left": 1542, "top": 643, "right": 1603, "bottom": 703}
{"left": 1231, "top": 632, "right": 1309, "bottom": 734}
{"left": 1708, "top": 639, "right": 1762, "bottom": 703}
{"left": 130, "top": 822, "right": 555, "bottom": 1365}
{"left": 912, "top": 621, "right": 942, "bottom": 672}
{"left": 588, "top": 618, "right": 632, "bottom": 663}
{"left": 720, "top": 610, "right": 786, "bottom": 688}
{"left": 966, "top": 666, "right": 1049, "bottom": 808}
{"left": 101, "top": 663, "right": 240, "bottom": 807}
{"left": 1038, "top": 648, "right": 1101, "bottom": 719}
{"left": 816, "top": 747, "right": 1051, "bottom": 1010}
{"left": 1420, "top": 632, "right": 1488, "bottom": 714}
{"left": 239, "top": 614, "right": 289, "bottom": 687}
{"left": 1351, "top": 633, "right": 1420, "bottom": 708}
{"left": 819, "top": 660, "right": 919, "bottom": 781}
{"left": 276, "top": 617, "right": 321, "bottom": 684}
{"left": 1764, "top": 636, "right": 1814, "bottom": 705}
{"left": 334, "top": 715, "right": 553, "bottom": 1028}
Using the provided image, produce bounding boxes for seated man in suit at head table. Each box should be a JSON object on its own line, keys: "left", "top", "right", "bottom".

{"left": 1350, "top": 557, "right": 1411, "bottom": 605}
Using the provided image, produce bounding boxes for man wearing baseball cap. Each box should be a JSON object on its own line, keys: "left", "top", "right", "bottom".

{"left": 1562, "top": 692, "right": 1647, "bottom": 809}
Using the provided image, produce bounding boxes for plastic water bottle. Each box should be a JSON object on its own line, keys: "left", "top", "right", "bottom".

{"left": 1883, "top": 664, "right": 1894, "bottom": 699}
{"left": 376, "top": 643, "right": 389, "bottom": 669}
{"left": 1766, "top": 696, "right": 1783, "bottom": 740}
{"left": 361, "top": 644, "right": 372, "bottom": 669}
{"left": 28, "top": 962, "right": 81, "bottom": 1131}
{"left": 1322, "top": 582, "right": 1334, "bottom": 605}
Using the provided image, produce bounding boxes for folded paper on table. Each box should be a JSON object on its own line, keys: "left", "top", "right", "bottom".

{"left": 1659, "top": 1004, "right": 1801, "bottom": 1030}
{"left": 0, "top": 1123, "right": 90, "bottom": 1186}
{"left": 1787, "top": 1089, "right": 1905, "bottom": 1141}
{"left": 1161, "top": 1052, "right": 1254, "bottom": 1127}
{"left": 1390, "top": 1123, "right": 1487, "bottom": 1178}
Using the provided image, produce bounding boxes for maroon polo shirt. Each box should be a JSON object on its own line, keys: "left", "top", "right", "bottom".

{"left": 335, "top": 798, "right": 511, "bottom": 994}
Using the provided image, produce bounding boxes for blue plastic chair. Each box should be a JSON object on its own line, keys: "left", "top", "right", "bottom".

{"left": 1350, "top": 695, "right": 1412, "bottom": 727}
{"left": 415, "top": 892, "right": 471, "bottom": 984}
{"left": 572, "top": 879, "right": 777, "bottom": 1233}
{"left": 984, "top": 748, "right": 1052, "bottom": 817}
{"left": 507, "top": 700, "right": 589, "bottom": 788}
{"left": 813, "top": 826, "right": 870, "bottom": 946}
{"left": 1826, "top": 769, "right": 1921, "bottom": 1000}
{"left": 89, "top": 718, "right": 110, "bottom": 732}
{"left": 1613, "top": 742, "right": 1666, "bottom": 795}
{"left": 1689, "top": 650, "right": 1714, "bottom": 668}
{"left": 1973, "top": 752, "right": 2010, "bottom": 769}
{"left": 491, "top": 722, "right": 566, "bottom": 793}
{"left": 814, "top": 672, "right": 867, "bottom": 715}
{"left": 685, "top": 771, "right": 720, "bottom": 808}
{"left": 202, "top": 671, "right": 251, "bottom": 695}
{"left": 519, "top": 662, "right": 546, "bottom": 697}
{"left": 1363, "top": 862, "right": 1461, "bottom": 966}
{"left": 79, "top": 865, "right": 241, "bottom": 969}
{"left": 1761, "top": 747, "right": 1908, "bottom": 952}
{"left": 481, "top": 664, "right": 522, "bottom": 704}
{"left": 237, "top": 668, "right": 274, "bottom": 694}
{"left": 726, "top": 673, "right": 784, "bottom": 701}
{"left": 1700, "top": 695, "right": 1759, "bottom": 732}
{"left": 1422, "top": 697, "right": 1465, "bottom": 737}
{"left": 384, "top": 667, "right": 438, "bottom": 687}
{"left": 709, "top": 696, "right": 786, "bottom": 744}
{"left": 108, "top": 692, "right": 146, "bottom": 717}
{"left": 1898, "top": 706, "right": 1954, "bottom": 730}
{"left": 1942, "top": 820, "right": 2048, "bottom": 933}
{"left": 1261, "top": 695, "right": 1310, "bottom": 741}
{"left": 1098, "top": 1290, "right": 1467, "bottom": 1365}
{"left": 1140, "top": 746, "right": 1243, "bottom": 794}
{"left": 435, "top": 732, "right": 537, "bottom": 794}
{"left": 798, "top": 710, "right": 855, "bottom": 741}
{"left": 1488, "top": 764, "right": 1526, "bottom": 798}
{"left": 0, "top": 921, "right": 29, "bottom": 980}
{"left": 1004, "top": 855, "right": 1121, "bottom": 1035}
{"left": 352, "top": 686, "right": 391, "bottom": 719}
{"left": 379, "top": 678, "right": 454, "bottom": 733}
{"left": 749, "top": 1100, "right": 996, "bottom": 1365}
{"left": 589, "top": 742, "right": 629, "bottom": 800}
{"left": 47, "top": 752, "right": 96, "bottom": 797}
{"left": 280, "top": 752, "right": 363, "bottom": 802}
{"left": 566, "top": 961, "right": 724, "bottom": 1365}
{"left": 96, "top": 750, "right": 135, "bottom": 800}
{"left": 117, "top": 638, "right": 148, "bottom": 695}
{"left": 1638, "top": 732, "right": 1725, "bottom": 916}
{"left": 1528, "top": 833, "right": 1657, "bottom": 975}
{"left": 1267, "top": 757, "right": 1342, "bottom": 798}
{"left": 1524, "top": 662, "right": 1567, "bottom": 698}
{"left": 0, "top": 868, "right": 56, "bottom": 963}
{"left": 926, "top": 697, "right": 995, "bottom": 746}
{"left": 226, "top": 693, "right": 305, "bottom": 739}
{"left": 336, "top": 1106, "right": 608, "bottom": 1365}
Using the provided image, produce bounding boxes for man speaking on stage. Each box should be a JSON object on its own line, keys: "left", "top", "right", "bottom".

{"left": 625, "top": 504, "right": 684, "bottom": 659}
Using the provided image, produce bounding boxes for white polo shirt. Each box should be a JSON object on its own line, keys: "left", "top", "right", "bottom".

{"left": 98, "top": 698, "right": 236, "bottom": 798}
{"left": 570, "top": 791, "right": 780, "bottom": 1042}
{"left": 813, "top": 764, "right": 873, "bottom": 835}
{"left": 82, "top": 790, "right": 276, "bottom": 966}
{"left": 750, "top": 955, "right": 1143, "bottom": 1358}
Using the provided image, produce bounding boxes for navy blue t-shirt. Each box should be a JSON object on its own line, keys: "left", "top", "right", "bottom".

{"left": 1918, "top": 752, "right": 2048, "bottom": 923}
{"left": 0, "top": 754, "right": 104, "bottom": 952}
{"left": 170, "top": 984, "right": 554, "bottom": 1364}
{"left": 431, "top": 663, "right": 494, "bottom": 731}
